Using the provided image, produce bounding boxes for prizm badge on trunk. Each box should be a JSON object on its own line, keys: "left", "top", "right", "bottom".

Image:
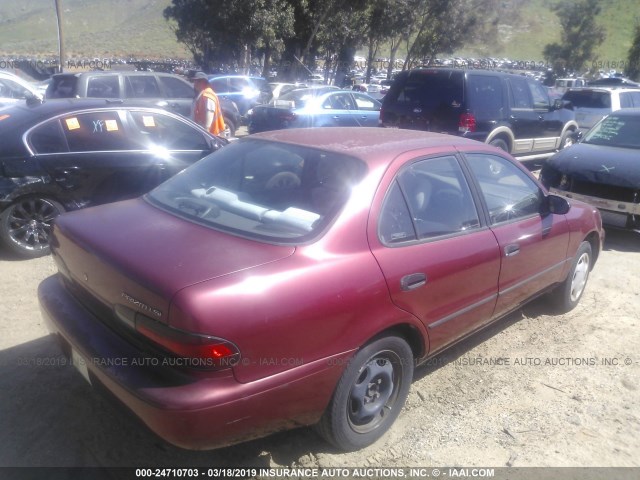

{"left": 121, "top": 292, "right": 162, "bottom": 318}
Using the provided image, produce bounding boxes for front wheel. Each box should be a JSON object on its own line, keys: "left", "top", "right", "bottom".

{"left": 560, "top": 130, "right": 575, "bottom": 149}
{"left": 0, "top": 197, "right": 64, "bottom": 258}
{"left": 316, "top": 336, "right": 414, "bottom": 451}
{"left": 549, "top": 241, "right": 592, "bottom": 313}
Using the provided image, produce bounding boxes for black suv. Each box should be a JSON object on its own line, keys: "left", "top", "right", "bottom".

{"left": 45, "top": 71, "right": 242, "bottom": 137}
{"left": 380, "top": 69, "right": 578, "bottom": 160}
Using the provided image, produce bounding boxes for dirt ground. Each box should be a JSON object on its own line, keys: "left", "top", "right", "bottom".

{"left": 0, "top": 228, "right": 638, "bottom": 470}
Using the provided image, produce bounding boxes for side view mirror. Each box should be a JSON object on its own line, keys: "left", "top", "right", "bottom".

{"left": 542, "top": 194, "right": 571, "bottom": 215}
{"left": 571, "top": 130, "right": 583, "bottom": 142}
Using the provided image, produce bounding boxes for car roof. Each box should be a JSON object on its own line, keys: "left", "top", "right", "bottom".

{"left": 247, "top": 127, "right": 484, "bottom": 169}
{"left": 50, "top": 71, "right": 186, "bottom": 79}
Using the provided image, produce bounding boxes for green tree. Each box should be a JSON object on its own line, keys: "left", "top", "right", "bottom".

{"left": 626, "top": 22, "right": 640, "bottom": 81}
{"left": 543, "top": 0, "right": 606, "bottom": 73}
{"left": 164, "top": 0, "right": 294, "bottom": 74}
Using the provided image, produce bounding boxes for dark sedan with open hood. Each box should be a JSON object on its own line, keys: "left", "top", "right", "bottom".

{"left": 540, "top": 109, "right": 640, "bottom": 230}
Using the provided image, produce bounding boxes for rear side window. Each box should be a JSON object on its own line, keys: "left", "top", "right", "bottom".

{"left": 468, "top": 75, "right": 503, "bottom": 118}
{"left": 125, "top": 76, "right": 161, "bottom": 98}
{"left": 159, "top": 76, "right": 194, "bottom": 99}
{"left": 353, "top": 93, "right": 380, "bottom": 111}
{"left": 29, "top": 120, "right": 68, "bottom": 154}
{"left": 86, "top": 75, "right": 120, "bottom": 98}
{"left": 61, "top": 111, "right": 134, "bottom": 152}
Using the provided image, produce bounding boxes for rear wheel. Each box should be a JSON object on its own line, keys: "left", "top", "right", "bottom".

{"left": 0, "top": 197, "right": 64, "bottom": 258}
{"left": 489, "top": 138, "right": 509, "bottom": 152}
{"left": 560, "top": 129, "right": 575, "bottom": 149}
{"left": 549, "top": 241, "right": 592, "bottom": 313}
{"left": 316, "top": 336, "right": 413, "bottom": 451}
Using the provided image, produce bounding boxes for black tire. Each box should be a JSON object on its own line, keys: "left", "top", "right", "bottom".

{"left": 549, "top": 241, "right": 592, "bottom": 313}
{"left": 0, "top": 197, "right": 64, "bottom": 258}
{"left": 489, "top": 138, "right": 509, "bottom": 152}
{"left": 317, "top": 336, "right": 414, "bottom": 451}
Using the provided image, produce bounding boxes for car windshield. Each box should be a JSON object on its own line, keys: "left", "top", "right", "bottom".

{"left": 147, "top": 139, "right": 367, "bottom": 242}
{"left": 583, "top": 114, "right": 640, "bottom": 149}
{"left": 562, "top": 90, "right": 611, "bottom": 109}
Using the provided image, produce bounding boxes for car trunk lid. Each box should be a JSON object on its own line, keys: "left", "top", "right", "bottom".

{"left": 52, "top": 198, "right": 295, "bottom": 328}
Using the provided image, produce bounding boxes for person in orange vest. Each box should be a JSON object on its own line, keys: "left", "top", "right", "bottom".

{"left": 192, "top": 72, "right": 226, "bottom": 136}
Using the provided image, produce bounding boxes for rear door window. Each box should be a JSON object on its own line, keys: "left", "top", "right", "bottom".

{"left": 60, "top": 111, "right": 134, "bottom": 152}
{"left": 380, "top": 156, "right": 480, "bottom": 243}
{"left": 86, "top": 75, "right": 120, "bottom": 98}
{"left": 508, "top": 77, "right": 532, "bottom": 109}
{"left": 125, "top": 76, "right": 162, "bottom": 98}
{"left": 159, "top": 76, "right": 194, "bottom": 99}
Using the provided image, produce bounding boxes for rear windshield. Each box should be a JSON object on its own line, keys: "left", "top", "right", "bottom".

{"left": 562, "top": 90, "right": 611, "bottom": 109}
{"left": 45, "top": 76, "right": 79, "bottom": 99}
{"left": 147, "top": 139, "right": 367, "bottom": 243}
{"left": 583, "top": 113, "right": 640, "bottom": 149}
{"left": 386, "top": 70, "right": 464, "bottom": 109}
{"left": 277, "top": 88, "right": 334, "bottom": 108}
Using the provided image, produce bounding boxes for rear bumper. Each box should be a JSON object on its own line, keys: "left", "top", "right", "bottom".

{"left": 39, "top": 274, "right": 350, "bottom": 450}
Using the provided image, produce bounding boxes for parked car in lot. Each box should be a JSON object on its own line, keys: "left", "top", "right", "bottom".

{"left": 247, "top": 87, "right": 381, "bottom": 133}
{"left": 268, "top": 82, "right": 300, "bottom": 100}
{"left": 207, "top": 74, "right": 273, "bottom": 117}
{"left": 45, "top": 71, "right": 242, "bottom": 137}
{"left": 540, "top": 109, "right": 640, "bottom": 230}
{"left": 0, "top": 71, "right": 42, "bottom": 107}
{"left": 0, "top": 99, "right": 227, "bottom": 258}
{"left": 40, "top": 128, "right": 603, "bottom": 452}
{"left": 380, "top": 68, "right": 579, "bottom": 161}
{"left": 562, "top": 87, "right": 640, "bottom": 133}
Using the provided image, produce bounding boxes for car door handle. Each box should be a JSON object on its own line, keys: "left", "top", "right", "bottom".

{"left": 332, "top": 115, "right": 340, "bottom": 120}
{"left": 504, "top": 244, "right": 520, "bottom": 257}
{"left": 400, "top": 273, "right": 427, "bottom": 291}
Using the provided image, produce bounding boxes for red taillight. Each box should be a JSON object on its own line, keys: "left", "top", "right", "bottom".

{"left": 135, "top": 315, "right": 240, "bottom": 369}
{"left": 459, "top": 113, "right": 476, "bottom": 133}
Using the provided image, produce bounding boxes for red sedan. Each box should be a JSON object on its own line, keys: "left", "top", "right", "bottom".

{"left": 40, "top": 128, "right": 604, "bottom": 451}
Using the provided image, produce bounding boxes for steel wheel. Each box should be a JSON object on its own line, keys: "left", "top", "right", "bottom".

{"left": 347, "top": 351, "right": 400, "bottom": 434}
{"left": 316, "top": 336, "right": 413, "bottom": 451}
{"left": 569, "top": 251, "right": 590, "bottom": 302}
{"left": 0, "top": 198, "right": 63, "bottom": 258}
{"left": 549, "top": 240, "right": 592, "bottom": 313}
